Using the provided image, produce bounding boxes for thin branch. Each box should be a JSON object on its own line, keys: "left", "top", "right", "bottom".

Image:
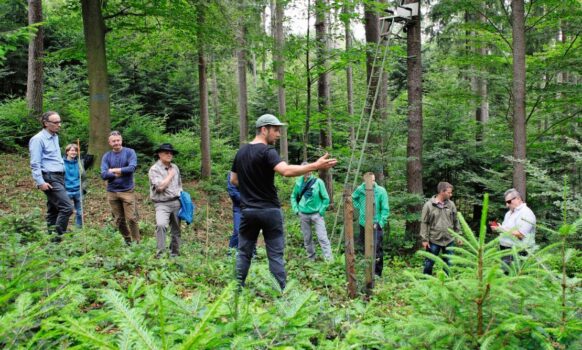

{"left": 524, "top": 0, "right": 534, "bottom": 22}
{"left": 528, "top": 111, "right": 582, "bottom": 146}
{"left": 525, "top": 4, "right": 561, "bottom": 32}
{"left": 103, "top": 7, "right": 147, "bottom": 20}
{"left": 498, "top": 0, "right": 511, "bottom": 28}
{"left": 524, "top": 32, "right": 580, "bottom": 120}
{"left": 473, "top": 5, "right": 512, "bottom": 50}
{"left": 525, "top": 94, "right": 543, "bottom": 123}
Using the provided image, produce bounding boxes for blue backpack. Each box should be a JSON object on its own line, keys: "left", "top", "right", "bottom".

{"left": 178, "top": 191, "right": 195, "bottom": 224}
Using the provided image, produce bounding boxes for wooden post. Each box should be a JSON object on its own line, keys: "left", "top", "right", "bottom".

{"left": 364, "top": 173, "right": 375, "bottom": 292}
{"left": 344, "top": 187, "right": 357, "bottom": 298}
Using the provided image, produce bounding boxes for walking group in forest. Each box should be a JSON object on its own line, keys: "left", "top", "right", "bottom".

{"left": 30, "top": 110, "right": 536, "bottom": 290}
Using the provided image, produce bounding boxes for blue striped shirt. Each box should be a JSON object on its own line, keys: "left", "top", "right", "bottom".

{"left": 29, "top": 129, "right": 64, "bottom": 186}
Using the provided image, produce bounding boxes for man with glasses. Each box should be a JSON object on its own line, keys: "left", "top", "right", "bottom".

{"left": 29, "top": 111, "right": 73, "bottom": 240}
{"left": 492, "top": 189, "right": 536, "bottom": 268}
{"left": 101, "top": 131, "right": 141, "bottom": 244}
{"left": 420, "top": 182, "right": 460, "bottom": 275}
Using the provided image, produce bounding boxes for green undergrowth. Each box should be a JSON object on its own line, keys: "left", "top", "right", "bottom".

{"left": 0, "top": 155, "right": 580, "bottom": 349}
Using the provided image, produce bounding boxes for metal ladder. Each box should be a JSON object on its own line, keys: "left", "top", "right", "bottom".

{"left": 331, "top": 1, "right": 419, "bottom": 249}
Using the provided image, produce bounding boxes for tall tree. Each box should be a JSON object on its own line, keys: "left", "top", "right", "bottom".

{"left": 211, "top": 59, "right": 220, "bottom": 124}
{"left": 315, "top": 0, "right": 333, "bottom": 202}
{"left": 511, "top": 0, "right": 527, "bottom": 199}
{"left": 404, "top": 0, "right": 423, "bottom": 246}
{"left": 81, "top": 0, "right": 111, "bottom": 164}
{"left": 274, "top": 0, "right": 288, "bottom": 161}
{"left": 302, "top": 0, "right": 313, "bottom": 161}
{"left": 363, "top": 0, "right": 388, "bottom": 184}
{"left": 236, "top": 12, "right": 248, "bottom": 145}
{"left": 342, "top": 0, "right": 355, "bottom": 145}
{"left": 197, "top": 4, "right": 211, "bottom": 178}
{"left": 26, "top": 0, "right": 43, "bottom": 118}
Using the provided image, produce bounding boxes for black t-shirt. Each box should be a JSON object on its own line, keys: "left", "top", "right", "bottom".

{"left": 231, "top": 143, "right": 283, "bottom": 209}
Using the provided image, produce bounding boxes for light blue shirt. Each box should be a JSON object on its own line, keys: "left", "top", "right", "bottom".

{"left": 500, "top": 203, "right": 536, "bottom": 248}
{"left": 29, "top": 129, "right": 64, "bottom": 186}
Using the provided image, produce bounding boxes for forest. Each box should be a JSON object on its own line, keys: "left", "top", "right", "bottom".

{"left": 0, "top": 0, "right": 580, "bottom": 348}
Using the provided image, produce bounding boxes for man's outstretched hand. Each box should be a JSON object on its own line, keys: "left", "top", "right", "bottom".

{"left": 314, "top": 153, "right": 338, "bottom": 170}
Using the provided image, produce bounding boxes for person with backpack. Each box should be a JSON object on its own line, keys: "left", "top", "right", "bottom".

{"left": 148, "top": 143, "right": 183, "bottom": 258}
{"left": 291, "top": 164, "right": 332, "bottom": 261}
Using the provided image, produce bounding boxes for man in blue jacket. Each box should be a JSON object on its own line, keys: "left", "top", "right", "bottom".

{"left": 101, "top": 131, "right": 141, "bottom": 244}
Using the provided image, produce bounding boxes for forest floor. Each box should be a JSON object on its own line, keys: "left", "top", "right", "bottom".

{"left": 0, "top": 152, "right": 421, "bottom": 294}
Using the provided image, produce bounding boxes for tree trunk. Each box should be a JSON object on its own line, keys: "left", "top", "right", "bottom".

{"left": 511, "top": 0, "right": 527, "bottom": 199}
{"left": 81, "top": 0, "right": 111, "bottom": 165}
{"left": 302, "top": 0, "right": 312, "bottom": 162}
{"left": 26, "top": 0, "right": 43, "bottom": 118}
{"left": 237, "top": 22, "right": 248, "bottom": 145}
{"left": 363, "top": 0, "right": 387, "bottom": 181}
{"left": 315, "top": 0, "right": 333, "bottom": 205}
{"left": 274, "top": 0, "right": 288, "bottom": 161}
{"left": 364, "top": 1, "right": 379, "bottom": 116}
{"left": 343, "top": 1, "right": 355, "bottom": 146}
{"left": 198, "top": 7, "right": 211, "bottom": 178}
{"left": 211, "top": 60, "right": 220, "bottom": 125}
{"left": 404, "top": 0, "right": 424, "bottom": 247}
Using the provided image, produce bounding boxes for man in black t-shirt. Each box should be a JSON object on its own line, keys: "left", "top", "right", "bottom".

{"left": 230, "top": 114, "right": 337, "bottom": 290}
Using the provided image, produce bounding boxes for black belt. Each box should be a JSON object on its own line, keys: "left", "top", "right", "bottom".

{"left": 42, "top": 171, "right": 64, "bottom": 175}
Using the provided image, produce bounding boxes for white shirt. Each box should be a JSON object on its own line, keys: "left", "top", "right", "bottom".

{"left": 500, "top": 203, "right": 536, "bottom": 248}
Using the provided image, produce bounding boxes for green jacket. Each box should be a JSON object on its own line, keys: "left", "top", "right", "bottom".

{"left": 420, "top": 196, "right": 460, "bottom": 246}
{"left": 351, "top": 183, "right": 390, "bottom": 228}
{"left": 290, "top": 175, "right": 330, "bottom": 216}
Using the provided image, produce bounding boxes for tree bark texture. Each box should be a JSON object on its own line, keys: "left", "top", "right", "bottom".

{"left": 237, "top": 23, "right": 248, "bottom": 145}
{"left": 511, "top": 0, "right": 527, "bottom": 199}
{"left": 274, "top": 0, "right": 288, "bottom": 161}
{"left": 363, "top": 1, "right": 388, "bottom": 175}
{"left": 364, "top": 173, "right": 375, "bottom": 292}
{"left": 211, "top": 61, "right": 220, "bottom": 124}
{"left": 315, "top": 0, "right": 333, "bottom": 205}
{"left": 81, "top": 0, "right": 111, "bottom": 165}
{"left": 404, "top": 0, "right": 424, "bottom": 246}
{"left": 26, "top": 0, "right": 43, "bottom": 118}
{"left": 343, "top": 1, "right": 355, "bottom": 145}
{"left": 302, "top": 0, "right": 312, "bottom": 161}
{"left": 198, "top": 7, "right": 211, "bottom": 178}
{"left": 343, "top": 187, "right": 357, "bottom": 299}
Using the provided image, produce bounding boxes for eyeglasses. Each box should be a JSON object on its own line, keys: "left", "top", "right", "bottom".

{"left": 47, "top": 120, "right": 62, "bottom": 125}
{"left": 505, "top": 197, "right": 516, "bottom": 204}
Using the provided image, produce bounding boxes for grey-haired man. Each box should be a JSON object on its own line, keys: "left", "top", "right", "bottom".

{"left": 492, "top": 189, "right": 536, "bottom": 269}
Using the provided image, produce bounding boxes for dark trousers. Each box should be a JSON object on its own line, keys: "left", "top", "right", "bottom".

{"left": 423, "top": 241, "right": 454, "bottom": 275}
{"left": 357, "top": 225, "right": 384, "bottom": 277}
{"left": 236, "top": 208, "right": 286, "bottom": 290}
{"left": 500, "top": 245, "right": 528, "bottom": 273}
{"left": 229, "top": 209, "right": 241, "bottom": 248}
{"left": 42, "top": 172, "right": 74, "bottom": 236}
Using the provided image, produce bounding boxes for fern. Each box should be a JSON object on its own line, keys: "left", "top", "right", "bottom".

{"left": 103, "top": 289, "right": 160, "bottom": 350}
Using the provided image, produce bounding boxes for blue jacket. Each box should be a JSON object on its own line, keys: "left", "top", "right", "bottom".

{"left": 64, "top": 158, "right": 81, "bottom": 192}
